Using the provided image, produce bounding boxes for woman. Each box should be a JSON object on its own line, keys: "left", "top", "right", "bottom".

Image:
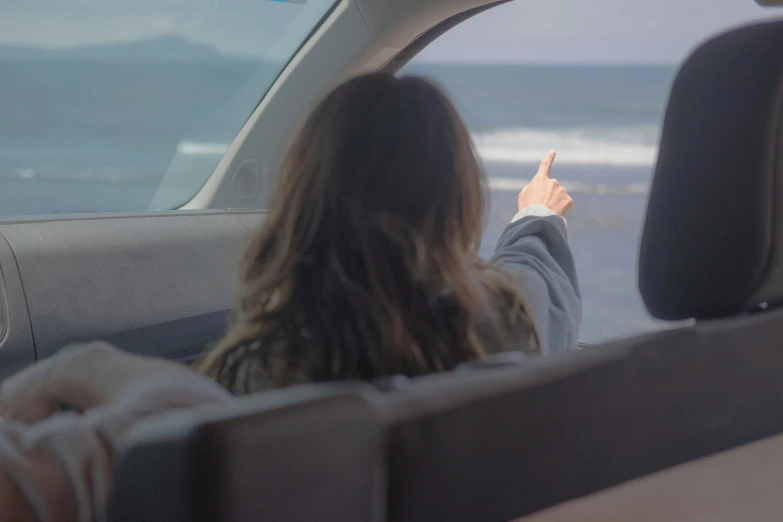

{"left": 198, "top": 73, "right": 580, "bottom": 394}
{"left": 0, "top": 72, "right": 579, "bottom": 520}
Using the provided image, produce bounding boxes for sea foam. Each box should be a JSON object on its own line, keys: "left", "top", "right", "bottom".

{"left": 473, "top": 126, "right": 659, "bottom": 167}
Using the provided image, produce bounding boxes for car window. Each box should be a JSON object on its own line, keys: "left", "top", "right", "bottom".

{"left": 0, "top": 0, "right": 335, "bottom": 215}
{"left": 399, "top": 0, "right": 782, "bottom": 344}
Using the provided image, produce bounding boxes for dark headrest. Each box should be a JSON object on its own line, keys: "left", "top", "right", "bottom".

{"left": 640, "top": 20, "right": 783, "bottom": 320}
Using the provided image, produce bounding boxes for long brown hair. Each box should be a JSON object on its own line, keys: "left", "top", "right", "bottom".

{"left": 199, "top": 73, "right": 538, "bottom": 392}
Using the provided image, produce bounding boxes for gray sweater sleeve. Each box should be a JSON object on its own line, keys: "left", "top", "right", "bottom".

{"left": 491, "top": 204, "right": 582, "bottom": 353}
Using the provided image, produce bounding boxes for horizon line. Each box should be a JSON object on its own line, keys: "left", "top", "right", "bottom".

{"left": 407, "top": 59, "right": 680, "bottom": 67}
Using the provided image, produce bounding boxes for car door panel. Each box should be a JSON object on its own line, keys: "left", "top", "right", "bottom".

{"left": 0, "top": 211, "right": 264, "bottom": 372}
{"left": 0, "top": 231, "right": 35, "bottom": 378}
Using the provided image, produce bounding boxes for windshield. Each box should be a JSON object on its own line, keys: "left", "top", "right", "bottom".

{"left": 0, "top": 0, "right": 335, "bottom": 215}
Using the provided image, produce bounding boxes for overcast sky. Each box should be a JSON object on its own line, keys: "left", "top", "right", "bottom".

{"left": 416, "top": 0, "right": 783, "bottom": 63}
{"left": 0, "top": 0, "right": 781, "bottom": 64}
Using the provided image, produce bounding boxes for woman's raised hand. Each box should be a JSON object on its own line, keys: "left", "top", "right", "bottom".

{"left": 517, "top": 150, "right": 573, "bottom": 217}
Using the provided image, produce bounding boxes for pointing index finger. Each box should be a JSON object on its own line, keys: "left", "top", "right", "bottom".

{"left": 536, "top": 150, "right": 557, "bottom": 178}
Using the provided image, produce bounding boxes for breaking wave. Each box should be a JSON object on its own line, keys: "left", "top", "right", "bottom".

{"left": 176, "top": 141, "right": 230, "bottom": 156}
{"left": 473, "top": 126, "right": 660, "bottom": 167}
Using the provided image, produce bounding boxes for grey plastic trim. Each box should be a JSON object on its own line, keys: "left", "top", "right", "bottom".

{"left": 0, "top": 211, "right": 266, "bottom": 362}
{"left": 381, "top": 0, "right": 512, "bottom": 72}
{"left": 0, "top": 231, "right": 35, "bottom": 377}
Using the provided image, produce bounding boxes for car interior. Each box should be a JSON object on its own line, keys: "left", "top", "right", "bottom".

{"left": 0, "top": 0, "right": 527, "bottom": 378}
{"left": 2, "top": 0, "right": 783, "bottom": 520}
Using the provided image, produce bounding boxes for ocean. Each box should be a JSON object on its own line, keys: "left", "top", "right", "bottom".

{"left": 0, "top": 60, "right": 678, "bottom": 343}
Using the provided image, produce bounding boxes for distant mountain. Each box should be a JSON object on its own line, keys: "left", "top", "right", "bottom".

{"left": 0, "top": 36, "right": 246, "bottom": 62}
